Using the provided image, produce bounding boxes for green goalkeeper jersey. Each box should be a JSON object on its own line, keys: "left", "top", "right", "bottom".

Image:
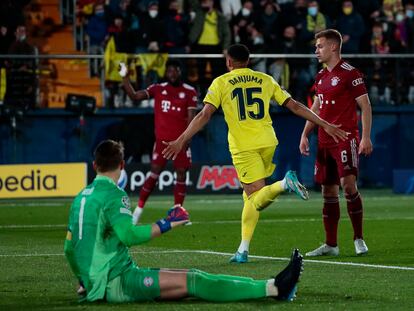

{"left": 66, "top": 175, "right": 136, "bottom": 301}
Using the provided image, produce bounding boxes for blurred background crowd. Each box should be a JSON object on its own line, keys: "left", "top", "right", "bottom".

{"left": 1, "top": 0, "right": 414, "bottom": 109}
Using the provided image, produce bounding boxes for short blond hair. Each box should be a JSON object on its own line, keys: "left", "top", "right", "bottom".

{"left": 315, "top": 29, "right": 342, "bottom": 49}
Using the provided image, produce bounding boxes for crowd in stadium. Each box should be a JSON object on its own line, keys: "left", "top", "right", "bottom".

{"left": 77, "top": 0, "right": 414, "bottom": 105}
{"left": 77, "top": 0, "right": 414, "bottom": 55}
{"left": 1, "top": 0, "right": 414, "bottom": 106}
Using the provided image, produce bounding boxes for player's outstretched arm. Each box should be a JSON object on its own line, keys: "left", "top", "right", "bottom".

{"left": 356, "top": 94, "right": 373, "bottom": 155}
{"left": 113, "top": 206, "right": 190, "bottom": 247}
{"left": 285, "top": 98, "right": 349, "bottom": 143}
{"left": 118, "top": 62, "right": 149, "bottom": 101}
{"left": 299, "top": 97, "right": 320, "bottom": 156}
{"left": 162, "top": 103, "right": 217, "bottom": 160}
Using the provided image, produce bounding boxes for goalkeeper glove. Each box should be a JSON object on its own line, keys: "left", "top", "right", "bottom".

{"left": 156, "top": 205, "right": 190, "bottom": 233}
{"left": 118, "top": 62, "right": 128, "bottom": 78}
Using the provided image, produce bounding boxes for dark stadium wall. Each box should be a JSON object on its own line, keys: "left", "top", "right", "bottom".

{"left": 0, "top": 108, "right": 413, "bottom": 188}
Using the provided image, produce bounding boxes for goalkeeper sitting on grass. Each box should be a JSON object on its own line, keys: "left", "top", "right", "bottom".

{"left": 64, "top": 139, "right": 303, "bottom": 303}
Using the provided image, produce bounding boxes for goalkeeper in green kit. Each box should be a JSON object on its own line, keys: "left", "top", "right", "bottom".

{"left": 64, "top": 139, "right": 304, "bottom": 303}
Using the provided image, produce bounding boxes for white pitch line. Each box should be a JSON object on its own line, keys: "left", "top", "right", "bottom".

{"left": 1, "top": 249, "right": 413, "bottom": 271}
{"left": 1, "top": 216, "right": 414, "bottom": 229}
{"left": 0, "top": 195, "right": 412, "bottom": 207}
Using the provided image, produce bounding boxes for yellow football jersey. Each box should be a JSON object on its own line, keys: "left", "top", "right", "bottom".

{"left": 204, "top": 68, "right": 291, "bottom": 154}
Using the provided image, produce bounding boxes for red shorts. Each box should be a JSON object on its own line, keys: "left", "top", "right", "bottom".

{"left": 314, "top": 137, "right": 359, "bottom": 185}
{"left": 152, "top": 140, "right": 191, "bottom": 169}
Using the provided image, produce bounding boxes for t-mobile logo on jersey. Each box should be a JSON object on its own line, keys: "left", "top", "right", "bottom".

{"left": 161, "top": 100, "right": 171, "bottom": 112}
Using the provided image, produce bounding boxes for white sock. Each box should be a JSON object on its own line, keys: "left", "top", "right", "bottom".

{"left": 132, "top": 206, "right": 144, "bottom": 225}
{"left": 280, "top": 178, "right": 287, "bottom": 190}
{"left": 237, "top": 240, "right": 250, "bottom": 253}
{"left": 266, "top": 279, "right": 278, "bottom": 297}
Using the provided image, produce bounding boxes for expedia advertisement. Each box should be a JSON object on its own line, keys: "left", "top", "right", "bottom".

{"left": 0, "top": 163, "right": 87, "bottom": 198}
{"left": 88, "top": 163, "right": 242, "bottom": 194}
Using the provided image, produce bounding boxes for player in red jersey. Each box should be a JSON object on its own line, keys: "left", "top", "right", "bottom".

{"left": 119, "top": 59, "right": 198, "bottom": 224}
{"left": 299, "top": 29, "right": 373, "bottom": 256}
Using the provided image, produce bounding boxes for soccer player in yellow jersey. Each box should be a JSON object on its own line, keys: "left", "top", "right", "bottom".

{"left": 163, "top": 44, "right": 349, "bottom": 263}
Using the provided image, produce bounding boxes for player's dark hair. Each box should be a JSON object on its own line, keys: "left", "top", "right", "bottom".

{"left": 94, "top": 140, "right": 124, "bottom": 172}
{"left": 227, "top": 44, "right": 250, "bottom": 63}
{"left": 166, "top": 59, "right": 182, "bottom": 70}
{"left": 315, "top": 29, "right": 342, "bottom": 48}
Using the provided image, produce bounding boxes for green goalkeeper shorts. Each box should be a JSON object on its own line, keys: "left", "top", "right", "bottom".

{"left": 105, "top": 267, "right": 161, "bottom": 302}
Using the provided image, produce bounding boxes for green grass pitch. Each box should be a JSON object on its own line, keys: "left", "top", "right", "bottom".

{"left": 0, "top": 190, "right": 413, "bottom": 310}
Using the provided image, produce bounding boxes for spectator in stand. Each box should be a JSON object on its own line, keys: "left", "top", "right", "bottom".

{"left": 254, "top": 0, "right": 280, "bottom": 52}
{"left": 406, "top": 2, "right": 414, "bottom": 53}
{"left": 109, "top": 0, "right": 132, "bottom": 20}
{"left": 299, "top": 0, "right": 329, "bottom": 53}
{"left": 188, "top": 0, "right": 231, "bottom": 90}
{"left": 389, "top": 9, "right": 408, "bottom": 53}
{"left": 246, "top": 26, "right": 266, "bottom": 72}
{"left": 6, "top": 25, "right": 36, "bottom": 109}
{"left": 382, "top": 0, "right": 404, "bottom": 22}
{"left": 271, "top": 25, "right": 311, "bottom": 103}
{"left": 336, "top": 1, "right": 365, "bottom": 54}
{"left": 297, "top": 1, "right": 328, "bottom": 97}
{"left": 86, "top": 3, "right": 109, "bottom": 76}
{"left": 369, "top": 21, "right": 393, "bottom": 104}
{"left": 403, "top": 2, "right": 414, "bottom": 103}
{"left": 231, "top": 1, "right": 256, "bottom": 45}
{"left": 220, "top": 0, "right": 242, "bottom": 21}
{"left": 135, "top": 1, "right": 166, "bottom": 53}
{"left": 108, "top": 15, "right": 132, "bottom": 53}
{"left": 354, "top": 0, "right": 381, "bottom": 53}
{"left": 0, "top": 24, "right": 13, "bottom": 68}
{"left": 164, "top": 0, "right": 190, "bottom": 54}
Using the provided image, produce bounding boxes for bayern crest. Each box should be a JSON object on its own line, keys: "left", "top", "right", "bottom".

{"left": 331, "top": 76, "right": 340, "bottom": 86}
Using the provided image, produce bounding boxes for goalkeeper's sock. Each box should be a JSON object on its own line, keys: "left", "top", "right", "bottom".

{"left": 173, "top": 181, "right": 186, "bottom": 206}
{"left": 238, "top": 191, "right": 259, "bottom": 253}
{"left": 249, "top": 181, "right": 285, "bottom": 211}
{"left": 346, "top": 192, "right": 364, "bottom": 240}
{"left": 187, "top": 269, "right": 272, "bottom": 301}
{"left": 138, "top": 172, "right": 159, "bottom": 208}
{"left": 323, "top": 196, "right": 340, "bottom": 247}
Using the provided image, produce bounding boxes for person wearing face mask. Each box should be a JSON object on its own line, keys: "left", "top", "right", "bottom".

{"left": 405, "top": 2, "right": 414, "bottom": 52}
{"left": 382, "top": 0, "right": 404, "bottom": 23}
{"left": 188, "top": 0, "right": 231, "bottom": 91}
{"left": 336, "top": 0, "right": 365, "bottom": 54}
{"left": 136, "top": 1, "right": 166, "bottom": 53}
{"left": 231, "top": 1, "right": 255, "bottom": 45}
{"left": 299, "top": 1, "right": 329, "bottom": 53}
{"left": 164, "top": 0, "right": 191, "bottom": 54}
{"left": 296, "top": 1, "right": 329, "bottom": 100}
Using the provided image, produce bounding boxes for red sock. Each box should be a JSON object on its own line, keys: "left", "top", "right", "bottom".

{"left": 346, "top": 192, "right": 363, "bottom": 240}
{"left": 174, "top": 181, "right": 186, "bottom": 206}
{"left": 323, "top": 196, "right": 340, "bottom": 247}
{"left": 138, "top": 172, "right": 159, "bottom": 208}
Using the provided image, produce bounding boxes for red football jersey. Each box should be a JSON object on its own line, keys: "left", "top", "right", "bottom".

{"left": 147, "top": 82, "right": 198, "bottom": 141}
{"left": 314, "top": 60, "right": 367, "bottom": 147}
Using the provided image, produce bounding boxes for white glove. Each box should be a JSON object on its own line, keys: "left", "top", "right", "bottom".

{"left": 118, "top": 62, "right": 128, "bottom": 78}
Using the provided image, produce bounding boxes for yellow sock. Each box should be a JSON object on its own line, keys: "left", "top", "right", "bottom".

{"left": 240, "top": 191, "right": 260, "bottom": 247}
{"left": 249, "top": 181, "right": 285, "bottom": 211}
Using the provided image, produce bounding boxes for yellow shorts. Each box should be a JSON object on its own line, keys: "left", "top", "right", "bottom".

{"left": 232, "top": 146, "right": 277, "bottom": 184}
